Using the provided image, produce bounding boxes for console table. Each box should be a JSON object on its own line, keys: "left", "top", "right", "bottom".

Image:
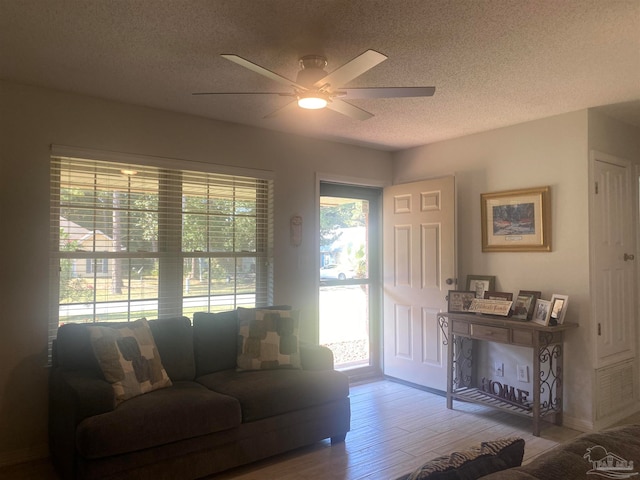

{"left": 437, "top": 312, "right": 577, "bottom": 436}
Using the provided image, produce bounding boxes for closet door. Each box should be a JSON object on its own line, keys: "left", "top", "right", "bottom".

{"left": 591, "top": 151, "right": 636, "bottom": 366}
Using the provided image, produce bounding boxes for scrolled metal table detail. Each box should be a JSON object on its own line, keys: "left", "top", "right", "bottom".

{"left": 437, "top": 313, "right": 449, "bottom": 345}
{"left": 538, "top": 335, "right": 563, "bottom": 416}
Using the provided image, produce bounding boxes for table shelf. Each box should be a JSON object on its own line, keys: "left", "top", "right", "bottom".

{"left": 451, "top": 387, "right": 533, "bottom": 416}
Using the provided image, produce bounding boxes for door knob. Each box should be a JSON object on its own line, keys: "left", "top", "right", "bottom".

{"left": 624, "top": 253, "right": 635, "bottom": 261}
{"left": 446, "top": 278, "right": 456, "bottom": 285}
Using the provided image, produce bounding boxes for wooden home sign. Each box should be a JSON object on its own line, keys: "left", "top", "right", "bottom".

{"left": 480, "top": 377, "right": 531, "bottom": 410}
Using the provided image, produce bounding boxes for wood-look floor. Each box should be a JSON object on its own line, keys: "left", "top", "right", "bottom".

{"left": 3, "top": 378, "right": 634, "bottom": 480}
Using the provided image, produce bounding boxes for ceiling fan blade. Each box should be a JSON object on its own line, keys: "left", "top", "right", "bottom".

{"left": 263, "top": 100, "right": 300, "bottom": 119}
{"left": 314, "top": 50, "right": 387, "bottom": 90}
{"left": 326, "top": 99, "right": 374, "bottom": 121}
{"left": 192, "top": 92, "right": 294, "bottom": 96}
{"left": 221, "top": 54, "right": 307, "bottom": 90}
{"left": 339, "top": 86, "right": 436, "bottom": 99}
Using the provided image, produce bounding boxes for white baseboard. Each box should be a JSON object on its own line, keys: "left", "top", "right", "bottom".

{"left": 563, "top": 401, "right": 640, "bottom": 434}
{"left": 594, "top": 401, "right": 640, "bottom": 432}
{"left": 0, "top": 444, "right": 48, "bottom": 467}
{"left": 562, "top": 415, "right": 594, "bottom": 432}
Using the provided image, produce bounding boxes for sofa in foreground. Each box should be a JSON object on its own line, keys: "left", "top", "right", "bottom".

{"left": 49, "top": 307, "right": 350, "bottom": 480}
{"left": 482, "top": 423, "right": 640, "bottom": 480}
{"left": 396, "top": 423, "right": 640, "bottom": 480}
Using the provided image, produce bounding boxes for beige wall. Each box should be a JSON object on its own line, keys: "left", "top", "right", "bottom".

{"left": 2, "top": 78, "right": 638, "bottom": 464}
{"left": 392, "top": 109, "right": 640, "bottom": 431}
{"left": 0, "top": 80, "right": 392, "bottom": 463}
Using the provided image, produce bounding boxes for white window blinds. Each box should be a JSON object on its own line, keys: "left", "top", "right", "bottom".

{"left": 49, "top": 152, "right": 273, "bottom": 336}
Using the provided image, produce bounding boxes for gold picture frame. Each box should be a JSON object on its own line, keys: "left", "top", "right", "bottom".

{"left": 481, "top": 186, "right": 551, "bottom": 252}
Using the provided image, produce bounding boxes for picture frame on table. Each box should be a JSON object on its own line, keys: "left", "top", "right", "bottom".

{"left": 549, "top": 294, "right": 569, "bottom": 325}
{"left": 512, "top": 294, "right": 536, "bottom": 320}
{"left": 481, "top": 186, "right": 551, "bottom": 252}
{"left": 533, "top": 299, "right": 552, "bottom": 326}
{"left": 483, "top": 291, "right": 513, "bottom": 301}
{"left": 466, "top": 275, "right": 496, "bottom": 299}
{"left": 518, "top": 290, "right": 541, "bottom": 319}
{"left": 447, "top": 290, "right": 477, "bottom": 313}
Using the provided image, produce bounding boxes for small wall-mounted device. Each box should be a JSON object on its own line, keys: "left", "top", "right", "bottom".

{"left": 517, "top": 364, "right": 529, "bottom": 383}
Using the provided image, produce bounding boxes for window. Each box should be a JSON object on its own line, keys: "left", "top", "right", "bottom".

{"left": 49, "top": 150, "right": 273, "bottom": 337}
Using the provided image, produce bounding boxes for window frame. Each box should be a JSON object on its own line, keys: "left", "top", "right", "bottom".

{"left": 49, "top": 146, "right": 274, "bottom": 343}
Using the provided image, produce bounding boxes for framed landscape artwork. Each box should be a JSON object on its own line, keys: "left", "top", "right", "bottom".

{"left": 481, "top": 186, "right": 551, "bottom": 252}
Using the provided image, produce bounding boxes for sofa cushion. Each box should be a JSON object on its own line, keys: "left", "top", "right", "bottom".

{"left": 236, "top": 307, "right": 301, "bottom": 370}
{"left": 54, "top": 323, "right": 104, "bottom": 374}
{"left": 88, "top": 318, "right": 172, "bottom": 405}
{"left": 75, "top": 381, "right": 242, "bottom": 459}
{"left": 193, "top": 310, "right": 239, "bottom": 376}
{"left": 396, "top": 437, "right": 525, "bottom": 480}
{"left": 54, "top": 317, "right": 194, "bottom": 379}
{"left": 197, "top": 368, "right": 349, "bottom": 422}
{"left": 193, "top": 306, "right": 291, "bottom": 376}
{"left": 147, "top": 316, "right": 195, "bottom": 381}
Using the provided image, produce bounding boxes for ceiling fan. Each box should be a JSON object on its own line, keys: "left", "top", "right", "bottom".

{"left": 193, "top": 49, "right": 435, "bottom": 121}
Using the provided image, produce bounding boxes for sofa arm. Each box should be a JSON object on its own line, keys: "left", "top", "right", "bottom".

{"left": 54, "top": 369, "right": 115, "bottom": 417}
{"left": 300, "top": 342, "right": 335, "bottom": 371}
{"left": 49, "top": 368, "right": 116, "bottom": 478}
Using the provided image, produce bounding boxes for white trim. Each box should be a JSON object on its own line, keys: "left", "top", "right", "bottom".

{"left": 562, "top": 414, "right": 594, "bottom": 433}
{"left": 593, "top": 400, "right": 640, "bottom": 432}
{"left": 636, "top": 163, "right": 640, "bottom": 407}
{"left": 314, "top": 172, "right": 386, "bottom": 347}
{"left": 316, "top": 171, "right": 390, "bottom": 189}
{"left": 50, "top": 144, "right": 275, "bottom": 180}
{"left": 589, "top": 149, "right": 632, "bottom": 169}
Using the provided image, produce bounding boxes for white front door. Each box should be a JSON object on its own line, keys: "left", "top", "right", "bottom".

{"left": 383, "top": 176, "right": 456, "bottom": 390}
{"left": 591, "top": 152, "right": 637, "bottom": 366}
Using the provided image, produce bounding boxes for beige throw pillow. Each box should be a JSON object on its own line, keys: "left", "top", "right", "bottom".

{"left": 88, "top": 318, "right": 172, "bottom": 406}
{"left": 237, "top": 308, "right": 301, "bottom": 370}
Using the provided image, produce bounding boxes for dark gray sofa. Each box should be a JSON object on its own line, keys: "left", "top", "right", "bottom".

{"left": 49, "top": 309, "right": 350, "bottom": 480}
{"left": 481, "top": 423, "right": 640, "bottom": 479}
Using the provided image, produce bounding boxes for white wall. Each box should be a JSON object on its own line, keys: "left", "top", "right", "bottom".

{"left": 588, "top": 110, "right": 640, "bottom": 161}
{"left": 392, "top": 110, "right": 595, "bottom": 428}
{"left": 0, "top": 80, "right": 392, "bottom": 464}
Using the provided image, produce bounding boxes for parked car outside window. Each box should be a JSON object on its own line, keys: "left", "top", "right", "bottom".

{"left": 319, "top": 264, "right": 355, "bottom": 280}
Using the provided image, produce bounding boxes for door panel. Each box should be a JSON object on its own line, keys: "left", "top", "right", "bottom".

{"left": 394, "top": 304, "right": 412, "bottom": 359}
{"left": 394, "top": 225, "right": 412, "bottom": 286}
{"left": 422, "top": 224, "right": 440, "bottom": 289}
{"left": 383, "top": 176, "right": 455, "bottom": 390}
{"left": 592, "top": 153, "right": 636, "bottom": 365}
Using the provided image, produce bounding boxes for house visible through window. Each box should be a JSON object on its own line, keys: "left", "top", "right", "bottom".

{"left": 50, "top": 151, "right": 273, "bottom": 337}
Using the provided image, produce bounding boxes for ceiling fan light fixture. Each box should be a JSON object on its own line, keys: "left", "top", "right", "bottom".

{"left": 297, "top": 94, "right": 328, "bottom": 110}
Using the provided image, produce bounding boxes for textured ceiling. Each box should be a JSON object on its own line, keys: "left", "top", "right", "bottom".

{"left": 1, "top": 0, "right": 639, "bottom": 151}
